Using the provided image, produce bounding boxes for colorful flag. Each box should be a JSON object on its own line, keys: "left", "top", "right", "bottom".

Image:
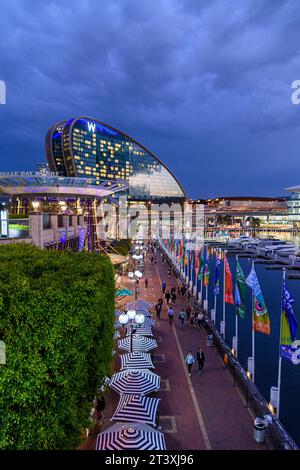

{"left": 280, "top": 281, "right": 298, "bottom": 362}
{"left": 195, "top": 249, "right": 199, "bottom": 277}
{"left": 214, "top": 255, "right": 220, "bottom": 296}
{"left": 198, "top": 247, "right": 204, "bottom": 280}
{"left": 203, "top": 247, "right": 210, "bottom": 287}
{"left": 184, "top": 246, "right": 189, "bottom": 266}
{"left": 224, "top": 256, "right": 234, "bottom": 304}
{"left": 246, "top": 265, "right": 270, "bottom": 335}
{"left": 178, "top": 239, "right": 183, "bottom": 260}
{"left": 235, "top": 260, "right": 247, "bottom": 319}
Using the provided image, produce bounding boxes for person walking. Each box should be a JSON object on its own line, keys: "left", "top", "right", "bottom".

{"left": 179, "top": 308, "right": 186, "bottom": 327}
{"left": 162, "top": 281, "right": 166, "bottom": 294}
{"left": 168, "top": 307, "right": 174, "bottom": 325}
{"left": 185, "top": 351, "right": 195, "bottom": 376}
{"left": 165, "top": 289, "right": 171, "bottom": 305}
{"left": 177, "top": 285, "right": 181, "bottom": 297}
{"left": 155, "top": 301, "right": 162, "bottom": 320}
{"left": 171, "top": 291, "right": 177, "bottom": 305}
{"left": 181, "top": 285, "right": 186, "bottom": 297}
{"left": 186, "top": 306, "right": 191, "bottom": 322}
{"left": 167, "top": 268, "right": 171, "bottom": 277}
{"left": 197, "top": 311, "right": 204, "bottom": 328}
{"left": 145, "top": 278, "right": 149, "bottom": 288}
{"left": 197, "top": 348, "right": 206, "bottom": 374}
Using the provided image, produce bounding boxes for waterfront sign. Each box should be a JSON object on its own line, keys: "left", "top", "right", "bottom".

{"left": 0, "top": 171, "right": 58, "bottom": 177}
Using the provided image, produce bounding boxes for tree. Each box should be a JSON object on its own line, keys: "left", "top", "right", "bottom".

{"left": 0, "top": 244, "right": 115, "bottom": 449}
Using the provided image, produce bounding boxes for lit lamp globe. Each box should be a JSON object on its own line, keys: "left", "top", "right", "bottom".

{"left": 128, "top": 272, "right": 134, "bottom": 278}
{"left": 135, "top": 313, "right": 145, "bottom": 325}
{"left": 135, "top": 270, "right": 142, "bottom": 278}
{"left": 132, "top": 255, "right": 138, "bottom": 260}
{"left": 119, "top": 313, "right": 129, "bottom": 325}
{"left": 127, "top": 309, "right": 136, "bottom": 320}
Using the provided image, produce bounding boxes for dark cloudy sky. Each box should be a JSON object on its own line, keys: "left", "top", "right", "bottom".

{"left": 0, "top": 0, "right": 299, "bottom": 198}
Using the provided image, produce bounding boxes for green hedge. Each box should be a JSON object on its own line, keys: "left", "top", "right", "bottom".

{"left": 0, "top": 244, "right": 115, "bottom": 449}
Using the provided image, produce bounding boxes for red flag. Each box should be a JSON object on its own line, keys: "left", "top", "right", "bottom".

{"left": 224, "top": 256, "right": 234, "bottom": 304}
{"left": 178, "top": 239, "right": 183, "bottom": 260}
{"left": 195, "top": 249, "right": 199, "bottom": 276}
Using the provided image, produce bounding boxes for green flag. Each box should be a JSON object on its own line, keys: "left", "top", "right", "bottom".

{"left": 198, "top": 248, "right": 204, "bottom": 280}
{"left": 235, "top": 260, "right": 246, "bottom": 319}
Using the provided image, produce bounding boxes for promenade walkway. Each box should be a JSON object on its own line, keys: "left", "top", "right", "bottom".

{"left": 128, "top": 248, "right": 268, "bottom": 450}
{"left": 81, "top": 247, "right": 269, "bottom": 450}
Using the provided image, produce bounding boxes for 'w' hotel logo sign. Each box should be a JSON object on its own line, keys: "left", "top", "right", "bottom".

{"left": 0, "top": 80, "right": 6, "bottom": 104}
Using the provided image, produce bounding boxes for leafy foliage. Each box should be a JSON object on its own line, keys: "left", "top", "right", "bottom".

{"left": 112, "top": 239, "right": 131, "bottom": 256}
{"left": 0, "top": 244, "right": 115, "bottom": 449}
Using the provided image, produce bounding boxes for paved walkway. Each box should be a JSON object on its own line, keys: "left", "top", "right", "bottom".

{"left": 81, "top": 247, "right": 268, "bottom": 450}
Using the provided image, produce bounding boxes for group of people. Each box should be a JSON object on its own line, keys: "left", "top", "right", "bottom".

{"left": 185, "top": 348, "right": 206, "bottom": 376}
{"left": 168, "top": 306, "right": 204, "bottom": 327}
{"left": 151, "top": 243, "right": 208, "bottom": 379}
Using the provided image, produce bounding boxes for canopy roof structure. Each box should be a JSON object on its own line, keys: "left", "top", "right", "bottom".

{"left": 0, "top": 174, "right": 127, "bottom": 199}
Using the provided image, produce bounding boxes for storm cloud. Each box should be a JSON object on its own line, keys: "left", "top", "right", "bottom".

{"left": 0, "top": 0, "right": 299, "bottom": 197}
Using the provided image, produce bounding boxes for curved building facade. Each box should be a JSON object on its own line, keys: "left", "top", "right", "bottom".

{"left": 46, "top": 116, "right": 187, "bottom": 202}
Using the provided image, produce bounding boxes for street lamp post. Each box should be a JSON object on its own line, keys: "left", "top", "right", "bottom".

{"left": 128, "top": 270, "right": 143, "bottom": 300}
{"left": 119, "top": 310, "right": 145, "bottom": 353}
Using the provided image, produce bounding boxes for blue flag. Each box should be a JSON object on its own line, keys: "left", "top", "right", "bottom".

{"left": 214, "top": 256, "right": 220, "bottom": 296}
{"left": 280, "top": 281, "right": 299, "bottom": 363}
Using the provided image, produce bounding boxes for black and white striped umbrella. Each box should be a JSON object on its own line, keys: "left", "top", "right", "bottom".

{"left": 118, "top": 335, "right": 157, "bottom": 352}
{"left": 115, "top": 309, "right": 124, "bottom": 318}
{"left": 126, "top": 325, "right": 153, "bottom": 337}
{"left": 111, "top": 394, "right": 160, "bottom": 426}
{"left": 96, "top": 422, "right": 166, "bottom": 450}
{"left": 120, "top": 352, "right": 155, "bottom": 370}
{"left": 126, "top": 300, "right": 153, "bottom": 310}
{"left": 143, "top": 317, "right": 156, "bottom": 326}
{"left": 109, "top": 369, "right": 160, "bottom": 395}
{"left": 134, "top": 308, "right": 152, "bottom": 318}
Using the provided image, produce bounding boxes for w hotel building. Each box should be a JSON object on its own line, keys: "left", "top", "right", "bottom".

{"left": 45, "top": 116, "right": 187, "bottom": 203}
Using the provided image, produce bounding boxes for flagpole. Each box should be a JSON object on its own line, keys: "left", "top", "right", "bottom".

{"left": 214, "top": 293, "right": 217, "bottom": 324}
{"left": 235, "top": 254, "right": 239, "bottom": 358}
{"left": 251, "top": 260, "right": 255, "bottom": 383}
{"left": 223, "top": 250, "right": 226, "bottom": 341}
{"left": 276, "top": 268, "right": 286, "bottom": 419}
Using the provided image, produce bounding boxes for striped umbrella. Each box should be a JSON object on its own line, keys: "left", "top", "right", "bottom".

{"left": 135, "top": 309, "right": 152, "bottom": 318}
{"left": 118, "top": 335, "right": 157, "bottom": 352}
{"left": 120, "top": 352, "right": 155, "bottom": 370}
{"left": 143, "top": 317, "right": 156, "bottom": 326}
{"left": 96, "top": 422, "right": 166, "bottom": 450}
{"left": 126, "top": 325, "right": 153, "bottom": 337}
{"left": 115, "top": 309, "right": 124, "bottom": 318}
{"left": 111, "top": 394, "right": 160, "bottom": 426}
{"left": 126, "top": 300, "right": 153, "bottom": 310}
{"left": 109, "top": 369, "right": 160, "bottom": 395}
